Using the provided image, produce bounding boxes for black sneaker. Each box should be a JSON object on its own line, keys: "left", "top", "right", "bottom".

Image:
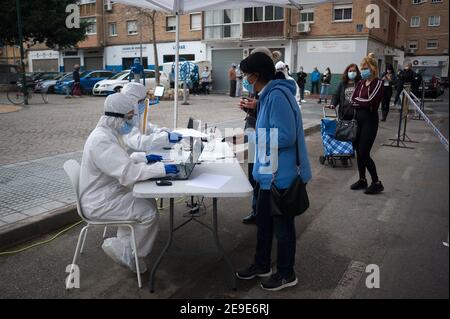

{"left": 242, "top": 213, "right": 257, "bottom": 225}
{"left": 261, "top": 272, "right": 298, "bottom": 291}
{"left": 236, "top": 264, "right": 272, "bottom": 280}
{"left": 365, "top": 181, "right": 384, "bottom": 195}
{"left": 350, "top": 179, "right": 368, "bottom": 190}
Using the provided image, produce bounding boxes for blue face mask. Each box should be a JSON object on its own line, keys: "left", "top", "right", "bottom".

{"left": 348, "top": 71, "right": 357, "bottom": 81}
{"left": 361, "top": 69, "right": 372, "bottom": 80}
{"left": 118, "top": 115, "right": 137, "bottom": 135}
{"left": 243, "top": 77, "right": 254, "bottom": 94}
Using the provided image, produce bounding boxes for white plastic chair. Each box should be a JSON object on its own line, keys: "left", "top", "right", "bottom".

{"left": 63, "top": 160, "right": 143, "bottom": 288}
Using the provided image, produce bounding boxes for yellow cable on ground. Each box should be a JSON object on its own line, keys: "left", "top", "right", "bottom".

{"left": 0, "top": 220, "right": 84, "bottom": 256}
{"left": 0, "top": 197, "right": 189, "bottom": 256}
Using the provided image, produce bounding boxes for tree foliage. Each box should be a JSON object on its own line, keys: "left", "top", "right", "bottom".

{"left": 0, "top": 0, "right": 88, "bottom": 49}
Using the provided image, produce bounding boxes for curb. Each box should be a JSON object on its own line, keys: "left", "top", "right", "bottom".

{"left": 0, "top": 123, "right": 322, "bottom": 252}
{"left": 0, "top": 205, "right": 80, "bottom": 251}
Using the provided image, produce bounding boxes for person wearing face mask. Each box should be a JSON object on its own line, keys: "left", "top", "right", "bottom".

{"left": 350, "top": 55, "right": 384, "bottom": 195}
{"left": 296, "top": 67, "right": 307, "bottom": 103}
{"left": 318, "top": 67, "right": 332, "bottom": 104}
{"left": 121, "top": 82, "right": 182, "bottom": 152}
{"left": 330, "top": 64, "right": 362, "bottom": 120}
{"left": 239, "top": 48, "right": 282, "bottom": 225}
{"left": 380, "top": 64, "right": 397, "bottom": 121}
{"left": 236, "top": 52, "right": 312, "bottom": 291}
{"left": 79, "top": 93, "right": 179, "bottom": 274}
{"left": 201, "top": 66, "right": 211, "bottom": 95}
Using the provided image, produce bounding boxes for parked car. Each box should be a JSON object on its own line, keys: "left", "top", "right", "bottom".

{"left": 0, "top": 64, "right": 20, "bottom": 84}
{"left": 35, "top": 73, "right": 67, "bottom": 93}
{"left": 54, "top": 70, "right": 115, "bottom": 95}
{"left": 92, "top": 69, "right": 170, "bottom": 96}
{"left": 420, "top": 74, "right": 445, "bottom": 98}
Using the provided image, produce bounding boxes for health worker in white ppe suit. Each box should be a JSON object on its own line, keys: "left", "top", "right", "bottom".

{"left": 79, "top": 93, "right": 179, "bottom": 273}
{"left": 121, "top": 82, "right": 182, "bottom": 152}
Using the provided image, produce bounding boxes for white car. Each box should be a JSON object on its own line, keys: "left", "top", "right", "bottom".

{"left": 92, "top": 69, "right": 170, "bottom": 96}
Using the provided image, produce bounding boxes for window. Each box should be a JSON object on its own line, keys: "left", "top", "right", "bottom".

{"left": 190, "top": 13, "right": 202, "bottom": 30}
{"left": 82, "top": 18, "right": 97, "bottom": 35}
{"left": 300, "top": 10, "right": 314, "bottom": 23}
{"left": 428, "top": 16, "right": 440, "bottom": 26}
{"left": 166, "top": 16, "right": 176, "bottom": 32}
{"left": 412, "top": 0, "right": 425, "bottom": 4}
{"left": 244, "top": 6, "right": 283, "bottom": 22}
{"left": 410, "top": 16, "right": 420, "bottom": 27}
{"left": 109, "top": 23, "right": 117, "bottom": 36}
{"left": 431, "top": 0, "right": 442, "bottom": 3}
{"left": 427, "top": 40, "right": 439, "bottom": 49}
{"left": 333, "top": 5, "right": 352, "bottom": 22}
{"left": 127, "top": 20, "right": 138, "bottom": 35}
{"left": 204, "top": 9, "right": 241, "bottom": 39}
{"left": 408, "top": 41, "right": 419, "bottom": 50}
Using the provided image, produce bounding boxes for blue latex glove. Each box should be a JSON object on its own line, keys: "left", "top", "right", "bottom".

{"left": 146, "top": 154, "right": 163, "bottom": 163}
{"left": 164, "top": 165, "right": 179, "bottom": 175}
{"left": 169, "top": 132, "right": 183, "bottom": 143}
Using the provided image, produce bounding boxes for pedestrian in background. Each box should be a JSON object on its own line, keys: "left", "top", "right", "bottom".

{"left": 350, "top": 55, "right": 384, "bottom": 195}
{"left": 394, "top": 62, "right": 414, "bottom": 106}
{"left": 229, "top": 63, "right": 237, "bottom": 97}
{"left": 201, "top": 66, "right": 211, "bottom": 95}
{"left": 236, "top": 65, "right": 243, "bottom": 97}
{"left": 380, "top": 64, "right": 396, "bottom": 121}
{"left": 311, "top": 67, "right": 321, "bottom": 95}
{"left": 296, "top": 67, "right": 307, "bottom": 103}
{"left": 318, "top": 67, "right": 331, "bottom": 104}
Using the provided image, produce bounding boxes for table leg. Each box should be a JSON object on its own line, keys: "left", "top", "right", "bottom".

{"left": 212, "top": 198, "right": 237, "bottom": 291}
{"left": 150, "top": 198, "right": 174, "bottom": 293}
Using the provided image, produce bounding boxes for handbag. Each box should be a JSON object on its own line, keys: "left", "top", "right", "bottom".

{"left": 335, "top": 109, "right": 358, "bottom": 142}
{"left": 270, "top": 90, "right": 310, "bottom": 218}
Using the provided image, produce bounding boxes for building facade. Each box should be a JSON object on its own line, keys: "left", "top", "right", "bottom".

{"left": 403, "top": 0, "right": 449, "bottom": 77}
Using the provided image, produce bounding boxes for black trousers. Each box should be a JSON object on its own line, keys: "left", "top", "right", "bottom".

{"left": 311, "top": 82, "right": 319, "bottom": 95}
{"left": 381, "top": 86, "right": 393, "bottom": 119}
{"left": 229, "top": 80, "right": 237, "bottom": 97}
{"left": 353, "top": 108, "right": 379, "bottom": 183}
{"left": 254, "top": 189, "right": 296, "bottom": 278}
{"left": 248, "top": 162, "right": 257, "bottom": 216}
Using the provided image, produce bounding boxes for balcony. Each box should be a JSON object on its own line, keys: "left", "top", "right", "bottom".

{"left": 242, "top": 21, "right": 284, "bottom": 39}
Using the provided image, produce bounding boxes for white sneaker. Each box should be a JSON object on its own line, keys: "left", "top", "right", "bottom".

{"left": 301, "top": 100, "right": 307, "bottom": 103}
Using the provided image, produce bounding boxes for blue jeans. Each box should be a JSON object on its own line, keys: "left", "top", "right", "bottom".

{"left": 254, "top": 188, "right": 296, "bottom": 278}
{"left": 320, "top": 84, "right": 330, "bottom": 99}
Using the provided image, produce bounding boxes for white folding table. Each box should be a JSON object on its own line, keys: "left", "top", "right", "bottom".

{"left": 133, "top": 143, "right": 253, "bottom": 293}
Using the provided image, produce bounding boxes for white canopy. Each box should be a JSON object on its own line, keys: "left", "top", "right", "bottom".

{"left": 114, "top": 0, "right": 329, "bottom": 127}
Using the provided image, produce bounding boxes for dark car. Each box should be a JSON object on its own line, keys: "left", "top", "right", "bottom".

{"left": 420, "top": 74, "right": 444, "bottom": 98}
{"left": 0, "top": 64, "right": 20, "bottom": 84}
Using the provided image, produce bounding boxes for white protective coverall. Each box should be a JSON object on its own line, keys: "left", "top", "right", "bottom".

{"left": 121, "top": 82, "right": 171, "bottom": 152}
{"left": 79, "top": 93, "right": 166, "bottom": 269}
{"left": 275, "top": 61, "right": 302, "bottom": 108}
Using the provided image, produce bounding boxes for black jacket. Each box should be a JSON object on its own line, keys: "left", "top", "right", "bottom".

{"left": 331, "top": 81, "right": 356, "bottom": 120}
{"left": 321, "top": 72, "right": 331, "bottom": 85}
{"left": 296, "top": 72, "right": 307, "bottom": 86}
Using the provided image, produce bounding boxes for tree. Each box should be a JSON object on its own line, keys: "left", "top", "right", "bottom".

{"left": 136, "top": 8, "right": 162, "bottom": 86}
{"left": 0, "top": 0, "right": 88, "bottom": 49}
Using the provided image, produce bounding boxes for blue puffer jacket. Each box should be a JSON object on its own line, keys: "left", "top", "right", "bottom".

{"left": 252, "top": 80, "right": 312, "bottom": 190}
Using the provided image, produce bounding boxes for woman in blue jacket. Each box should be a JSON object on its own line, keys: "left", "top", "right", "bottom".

{"left": 236, "top": 52, "right": 312, "bottom": 291}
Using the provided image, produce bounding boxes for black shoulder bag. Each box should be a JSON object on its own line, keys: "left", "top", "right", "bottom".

{"left": 335, "top": 109, "right": 358, "bottom": 143}
{"left": 270, "top": 91, "right": 310, "bottom": 218}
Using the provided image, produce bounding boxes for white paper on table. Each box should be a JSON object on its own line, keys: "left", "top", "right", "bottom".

{"left": 173, "top": 129, "right": 209, "bottom": 139}
{"left": 186, "top": 174, "right": 232, "bottom": 190}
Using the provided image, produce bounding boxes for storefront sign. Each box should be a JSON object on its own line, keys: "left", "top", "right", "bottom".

{"left": 307, "top": 41, "right": 356, "bottom": 53}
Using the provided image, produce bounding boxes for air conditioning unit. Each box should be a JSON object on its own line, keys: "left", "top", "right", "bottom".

{"left": 408, "top": 48, "right": 417, "bottom": 54}
{"left": 104, "top": 0, "right": 113, "bottom": 11}
{"left": 297, "top": 22, "right": 311, "bottom": 33}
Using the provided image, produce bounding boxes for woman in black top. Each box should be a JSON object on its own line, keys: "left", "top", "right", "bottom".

{"left": 380, "top": 64, "right": 396, "bottom": 121}
{"left": 318, "top": 67, "right": 332, "bottom": 104}
{"left": 330, "top": 64, "right": 361, "bottom": 120}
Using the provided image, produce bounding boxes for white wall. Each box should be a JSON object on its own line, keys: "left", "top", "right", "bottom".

{"left": 297, "top": 38, "right": 368, "bottom": 74}
{"left": 104, "top": 41, "right": 206, "bottom": 69}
